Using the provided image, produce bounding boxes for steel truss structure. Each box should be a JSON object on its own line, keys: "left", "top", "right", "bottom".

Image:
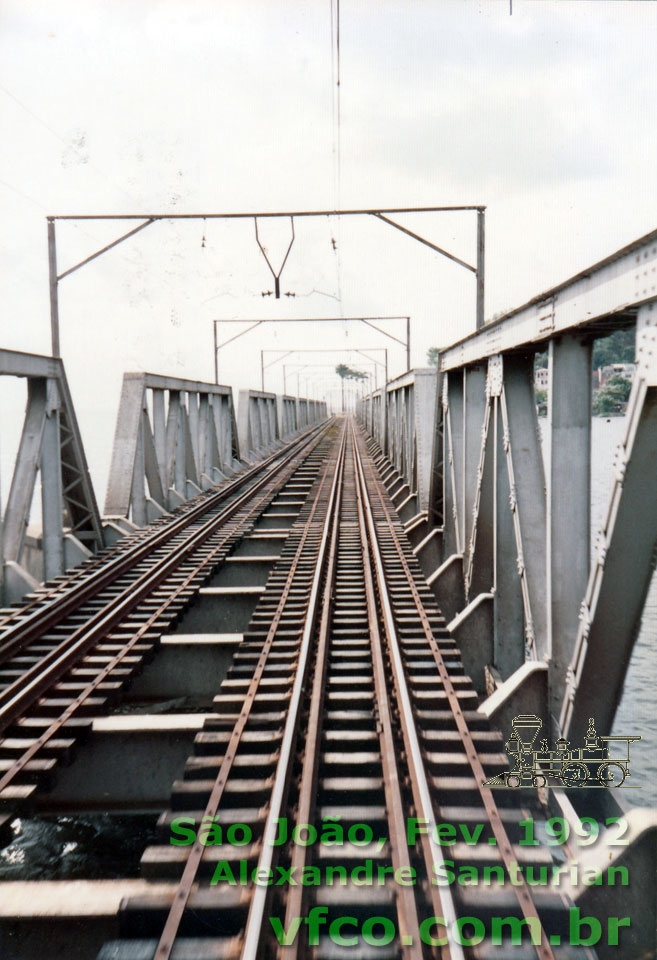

{"left": 360, "top": 226, "right": 657, "bottom": 746}
{"left": 0, "top": 349, "right": 104, "bottom": 603}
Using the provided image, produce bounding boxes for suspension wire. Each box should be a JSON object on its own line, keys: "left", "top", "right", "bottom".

{"left": 336, "top": 0, "right": 342, "bottom": 203}
{"left": 329, "top": 0, "right": 344, "bottom": 317}
{"left": 330, "top": 0, "right": 337, "bottom": 200}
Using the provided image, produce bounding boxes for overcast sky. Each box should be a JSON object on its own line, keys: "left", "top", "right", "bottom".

{"left": 1, "top": 0, "right": 657, "bottom": 496}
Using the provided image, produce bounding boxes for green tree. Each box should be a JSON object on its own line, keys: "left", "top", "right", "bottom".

{"left": 592, "top": 374, "right": 632, "bottom": 416}
{"left": 427, "top": 347, "right": 441, "bottom": 367}
{"left": 335, "top": 363, "right": 367, "bottom": 413}
{"left": 335, "top": 363, "right": 367, "bottom": 381}
{"left": 592, "top": 328, "right": 635, "bottom": 369}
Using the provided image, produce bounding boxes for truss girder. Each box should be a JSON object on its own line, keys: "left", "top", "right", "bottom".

{"left": 0, "top": 349, "right": 104, "bottom": 601}
{"left": 104, "top": 373, "right": 240, "bottom": 523}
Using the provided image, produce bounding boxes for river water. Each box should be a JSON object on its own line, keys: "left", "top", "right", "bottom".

{"left": 0, "top": 415, "right": 654, "bottom": 879}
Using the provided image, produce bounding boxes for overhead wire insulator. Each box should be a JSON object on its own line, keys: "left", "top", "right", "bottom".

{"left": 254, "top": 216, "right": 295, "bottom": 299}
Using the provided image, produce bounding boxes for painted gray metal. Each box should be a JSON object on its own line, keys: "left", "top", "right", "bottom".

{"left": 237, "top": 390, "right": 327, "bottom": 462}
{"left": 547, "top": 335, "right": 592, "bottom": 721}
{"left": 441, "top": 225, "right": 657, "bottom": 371}
{"left": 0, "top": 348, "right": 104, "bottom": 601}
{"left": 105, "top": 373, "right": 240, "bottom": 522}
{"left": 276, "top": 395, "right": 298, "bottom": 439}
{"left": 361, "top": 368, "right": 437, "bottom": 515}
{"left": 427, "top": 228, "right": 657, "bottom": 737}
{"left": 237, "top": 389, "right": 279, "bottom": 462}
{"left": 561, "top": 303, "right": 657, "bottom": 742}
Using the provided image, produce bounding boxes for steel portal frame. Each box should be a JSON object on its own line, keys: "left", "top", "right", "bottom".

{"left": 46, "top": 205, "right": 485, "bottom": 363}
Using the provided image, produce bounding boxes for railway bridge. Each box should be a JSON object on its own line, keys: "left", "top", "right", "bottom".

{"left": 0, "top": 228, "right": 656, "bottom": 959}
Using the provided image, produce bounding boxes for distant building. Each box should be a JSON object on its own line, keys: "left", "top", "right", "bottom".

{"left": 596, "top": 363, "right": 636, "bottom": 387}
{"left": 535, "top": 367, "right": 548, "bottom": 390}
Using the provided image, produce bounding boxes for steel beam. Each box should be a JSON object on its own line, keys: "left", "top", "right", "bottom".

{"left": 444, "top": 372, "right": 464, "bottom": 558}
{"left": 40, "top": 382, "right": 65, "bottom": 580}
{"left": 1, "top": 351, "right": 103, "bottom": 598}
{"left": 412, "top": 369, "right": 437, "bottom": 512}
{"left": 492, "top": 392, "right": 525, "bottom": 677}
{"left": 105, "top": 374, "right": 239, "bottom": 522}
{"left": 501, "top": 355, "right": 548, "bottom": 659}
{"left": 547, "top": 334, "right": 591, "bottom": 721}
{"left": 561, "top": 308, "right": 657, "bottom": 741}
{"left": 1, "top": 379, "right": 48, "bottom": 566}
{"left": 441, "top": 227, "right": 657, "bottom": 371}
{"left": 237, "top": 390, "right": 280, "bottom": 461}
{"left": 463, "top": 365, "right": 488, "bottom": 582}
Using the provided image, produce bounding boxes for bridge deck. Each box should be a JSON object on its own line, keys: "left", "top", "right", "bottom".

{"left": 0, "top": 418, "right": 639, "bottom": 959}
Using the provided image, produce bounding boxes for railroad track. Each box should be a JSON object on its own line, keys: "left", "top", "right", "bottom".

{"left": 0, "top": 419, "right": 335, "bottom": 810}
{"left": 95, "top": 419, "right": 595, "bottom": 960}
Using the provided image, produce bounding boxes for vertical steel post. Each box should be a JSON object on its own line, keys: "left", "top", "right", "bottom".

{"left": 476, "top": 209, "right": 485, "bottom": 330}
{"left": 213, "top": 322, "right": 218, "bottom": 384}
{"left": 260, "top": 350, "right": 265, "bottom": 392}
{"left": 382, "top": 348, "right": 389, "bottom": 453}
{"left": 47, "top": 219, "right": 61, "bottom": 358}
{"left": 41, "top": 381, "right": 64, "bottom": 578}
{"left": 406, "top": 316, "right": 411, "bottom": 371}
{"left": 547, "top": 334, "right": 592, "bottom": 721}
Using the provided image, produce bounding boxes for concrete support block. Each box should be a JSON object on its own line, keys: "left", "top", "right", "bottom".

{"left": 447, "top": 592, "right": 494, "bottom": 695}
{"left": 427, "top": 552, "right": 465, "bottom": 624}
{"left": 478, "top": 660, "right": 548, "bottom": 736}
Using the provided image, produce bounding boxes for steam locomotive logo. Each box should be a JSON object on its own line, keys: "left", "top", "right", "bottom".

{"left": 483, "top": 716, "right": 641, "bottom": 789}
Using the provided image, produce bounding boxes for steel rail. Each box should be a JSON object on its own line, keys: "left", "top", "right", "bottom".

{"left": 0, "top": 422, "right": 334, "bottom": 798}
{"left": 352, "top": 423, "right": 462, "bottom": 960}
{"left": 242, "top": 423, "right": 348, "bottom": 959}
{"left": 352, "top": 431, "right": 425, "bottom": 959}
{"left": 0, "top": 419, "right": 328, "bottom": 658}
{"left": 0, "top": 420, "right": 330, "bottom": 723}
{"left": 355, "top": 426, "right": 557, "bottom": 960}
{"left": 153, "top": 421, "right": 347, "bottom": 960}
{"left": 280, "top": 427, "right": 347, "bottom": 959}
